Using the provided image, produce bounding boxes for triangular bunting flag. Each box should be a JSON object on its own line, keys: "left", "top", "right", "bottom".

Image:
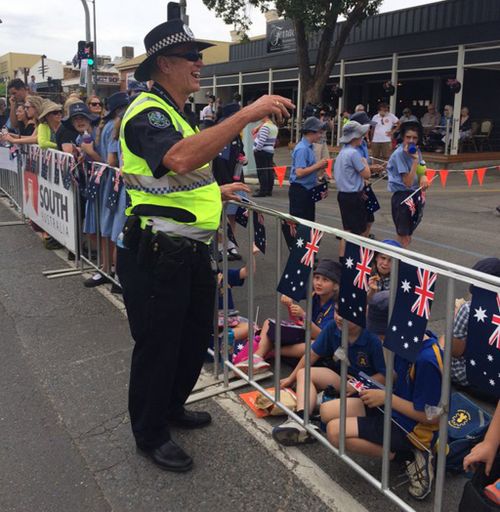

{"left": 325, "top": 159, "right": 333, "bottom": 179}
{"left": 274, "top": 166, "right": 287, "bottom": 187}
{"left": 425, "top": 169, "right": 436, "bottom": 183}
{"left": 464, "top": 169, "right": 475, "bottom": 187}
{"left": 476, "top": 167, "right": 487, "bottom": 185}
{"left": 439, "top": 170, "right": 449, "bottom": 188}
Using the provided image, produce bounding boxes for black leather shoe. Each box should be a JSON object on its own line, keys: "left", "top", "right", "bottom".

{"left": 168, "top": 409, "right": 212, "bottom": 429}
{"left": 137, "top": 440, "right": 193, "bottom": 472}
{"left": 253, "top": 191, "right": 267, "bottom": 197}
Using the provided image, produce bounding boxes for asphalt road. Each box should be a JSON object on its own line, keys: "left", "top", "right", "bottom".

{"left": 0, "top": 167, "right": 498, "bottom": 512}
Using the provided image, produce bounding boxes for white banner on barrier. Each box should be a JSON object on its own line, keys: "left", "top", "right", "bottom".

{"left": 22, "top": 147, "right": 77, "bottom": 253}
{"left": 0, "top": 146, "right": 19, "bottom": 173}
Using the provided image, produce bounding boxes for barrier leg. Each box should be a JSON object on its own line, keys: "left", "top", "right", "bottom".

{"left": 247, "top": 212, "right": 255, "bottom": 381}
{"left": 273, "top": 217, "right": 282, "bottom": 402}
{"left": 303, "top": 272, "right": 313, "bottom": 426}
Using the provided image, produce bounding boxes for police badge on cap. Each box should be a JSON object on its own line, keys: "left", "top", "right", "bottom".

{"left": 135, "top": 19, "right": 215, "bottom": 81}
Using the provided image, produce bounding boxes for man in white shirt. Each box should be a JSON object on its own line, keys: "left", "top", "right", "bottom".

{"left": 370, "top": 103, "right": 399, "bottom": 160}
{"left": 199, "top": 95, "right": 216, "bottom": 129}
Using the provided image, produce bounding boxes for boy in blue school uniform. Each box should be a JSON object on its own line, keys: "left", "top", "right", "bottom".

{"left": 323, "top": 331, "right": 443, "bottom": 501}
{"left": 272, "top": 306, "right": 386, "bottom": 446}
{"left": 334, "top": 121, "right": 373, "bottom": 257}
{"left": 386, "top": 122, "right": 429, "bottom": 248}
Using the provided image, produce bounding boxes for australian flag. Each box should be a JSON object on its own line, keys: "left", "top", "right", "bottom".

{"left": 384, "top": 262, "right": 438, "bottom": 362}
{"left": 338, "top": 242, "right": 374, "bottom": 328}
{"left": 465, "top": 287, "right": 500, "bottom": 398}
{"left": 277, "top": 224, "right": 323, "bottom": 301}
{"left": 402, "top": 190, "right": 425, "bottom": 230}
{"left": 311, "top": 181, "right": 328, "bottom": 203}
{"left": 363, "top": 184, "right": 380, "bottom": 213}
{"left": 253, "top": 211, "right": 266, "bottom": 254}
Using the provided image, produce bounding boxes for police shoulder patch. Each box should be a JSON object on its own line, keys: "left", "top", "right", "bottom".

{"left": 147, "top": 110, "right": 171, "bottom": 129}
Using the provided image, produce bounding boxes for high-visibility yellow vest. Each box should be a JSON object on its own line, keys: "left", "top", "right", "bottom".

{"left": 120, "top": 91, "right": 221, "bottom": 242}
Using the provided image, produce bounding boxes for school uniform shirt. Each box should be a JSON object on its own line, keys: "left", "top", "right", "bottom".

{"left": 312, "top": 294, "right": 335, "bottom": 329}
{"left": 312, "top": 323, "right": 386, "bottom": 377}
{"left": 393, "top": 336, "right": 442, "bottom": 441}
{"left": 289, "top": 137, "right": 318, "bottom": 190}
{"left": 333, "top": 145, "right": 366, "bottom": 192}
{"left": 356, "top": 139, "right": 371, "bottom": 163}
{"left": 371, "top": 113, "right": 399, "bottom": 143}
{"left": 386, "top": 145, "right": 420, "bottom": 192}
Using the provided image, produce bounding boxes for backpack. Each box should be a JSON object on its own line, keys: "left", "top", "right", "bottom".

{"left": 459, "top": 454, "right": 500, "bottom": 511}
{"left": 446, "top": 392, "right": 492, "bottom": 473}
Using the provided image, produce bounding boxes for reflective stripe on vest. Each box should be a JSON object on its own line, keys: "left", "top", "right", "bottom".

{"left": 120, "top": 91, "right": 221, "bottom": 242}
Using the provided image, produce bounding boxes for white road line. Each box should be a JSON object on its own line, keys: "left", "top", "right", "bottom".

{"left": 212, "top": 386, "right": 369, "bottom": 512}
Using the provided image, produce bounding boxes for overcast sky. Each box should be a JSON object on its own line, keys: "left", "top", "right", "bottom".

{"left": 1, "top": 0, "right": 439, "bottom": 62}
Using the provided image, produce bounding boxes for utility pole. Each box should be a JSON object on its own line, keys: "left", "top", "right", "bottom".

{"left": 79, "top": 0, "right": 92, "bottom": 98}
{"left": 92, "top": 0, "right": 98, "bottom": 95}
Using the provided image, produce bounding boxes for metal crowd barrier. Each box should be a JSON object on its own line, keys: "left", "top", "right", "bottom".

{"left": 215, "top": 199, "right": 500, "bottom": 512}
{"left": 0, "top": 145, "right": 24, "bottom": 212}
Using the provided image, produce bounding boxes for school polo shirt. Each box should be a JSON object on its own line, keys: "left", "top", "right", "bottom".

{"left": 312, "top": 294, "right": 335, "bottom": 330}
{"left": 356, "top": 139, "right": 371, "bottom": 162}
{"left": 333, "top": 145, "right": 366, "bottom": 192}
{"left": 312, "top": 323, "right": 386, "bottom": 377}
{"left": 393, "top": 336, "right": 442, "bottom": 434}
{"left": 289, "top": 137, "right": 318, "bottom": 190}
{"left": 386, "top": 145, "right": 419, "bottom": 192}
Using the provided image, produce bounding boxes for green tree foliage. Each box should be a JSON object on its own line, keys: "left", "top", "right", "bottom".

{"left": 202, "top": 0, "right": 382, "bottom": 103}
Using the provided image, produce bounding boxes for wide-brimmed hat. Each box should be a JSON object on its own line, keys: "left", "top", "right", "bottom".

{"left": 302, "top": 116, "right": 328, "bottom": 133}
{"left": 103, "top": 92, "right": 130, "bottom": 120}
{"left": 38, "top": 100, "right": 63, "bottom": 122}
{"left": 470, "top": 257, "right": 500, "bottom": 293}
{"left": 62, "top": 102, "right": 99, "bottom": 127}
{"left": 135, "top": 19, "right": 214, "bottom": 81}
{"left": 339, "top": 120, "right": 370, "bottom": 144}
{"left": 314, "top": 259, "right": 342, "bottom": 283}
{"left": 350, "top": 111, "right": 376, "bottom": 127}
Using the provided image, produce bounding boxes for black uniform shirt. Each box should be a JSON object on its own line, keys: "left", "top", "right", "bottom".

{"left": 124, "top": 82, "right": 197, "bottom": 178}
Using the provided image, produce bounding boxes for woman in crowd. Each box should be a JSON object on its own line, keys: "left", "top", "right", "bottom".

{"left": 37, "top": 100, "right": 63, "bottom": 149}
{"left": 87, "top": 95, "right": 103, "bottom": 118}
{"left": 253, "top": 114, "right": 278, "bottom": 197}
{"left": 0, "top": 95, "right": 43, "bottom": 145}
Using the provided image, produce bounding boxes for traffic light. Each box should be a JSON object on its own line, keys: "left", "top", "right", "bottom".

{"left": 77, "top": 40, "right": 87, "bottom": 60}
{"left": 85, "top": 42, "right": 95, "bottom": 66}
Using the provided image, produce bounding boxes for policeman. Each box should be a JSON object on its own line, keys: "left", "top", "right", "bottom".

{"left": 117, "top": 19, "right": 293, "bottom": 472}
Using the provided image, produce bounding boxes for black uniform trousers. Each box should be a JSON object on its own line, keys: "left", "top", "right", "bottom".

{"left": 283, "top": 182, "right": 316, "bottom": 249}
{"left": 116, "top": 240, "right": 216, "bottom": 450}
{"left": 254, "top": 150, "right": 275, "bottom": 195}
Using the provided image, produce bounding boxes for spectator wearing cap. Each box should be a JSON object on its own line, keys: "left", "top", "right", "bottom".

{"left": 350, "top": 111, "right": 385, "bottom": 177}
{"left": 37, "top": 100, "right": 63, "bottom": 149}
{"left": 287, "top": 116, "right": 328, "bottom": 222}
{"left": 56, "top": 97, "right": 84, "bottom": 151}
{"left": 252, "top": 114, "right": 278, "bottom": 197}
{"left": 449, "top": 257, "right": 500, "bottom": 400}
{"left": 400, "top": 108, "right": 418, "bottom": 124}
{"left": 386, "top": 122, "right": 429, "bottom": 247}
{"left": 371, "top": 103, "right": 399, "bottom": 161}
{"left": 334, "top": 121, "right": 372, "bottom": 257}
{"left": 237, "top": 258, "right": 342, "bottom": 374}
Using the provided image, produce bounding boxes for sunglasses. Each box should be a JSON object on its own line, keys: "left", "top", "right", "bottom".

{"left": 89, "top": 102, "right": 102, "bottom": 107}
{"left": 49, "top": 111, "right": 63, "bottom": 116}
{"left": 165, "top": 51, "right": 203, "bottom": 62}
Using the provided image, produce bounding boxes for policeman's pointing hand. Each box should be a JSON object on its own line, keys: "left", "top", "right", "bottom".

{"left": 244, "top": 95, "right": 295, "bottom": 124}
{"left": 220, "top": 182, "right": 251, "bottom": 202}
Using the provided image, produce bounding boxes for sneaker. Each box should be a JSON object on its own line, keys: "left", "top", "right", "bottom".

{"left": 227, "top": 247, "right": 242, "bottom": 261}
{"left": 234, "top": 354, "right": 270, "bottom": 374}
{"left": 43, "top": 236, "right": 64, "bottom": 250}
{"left": 84, "top": 272, "right": 111, "bottom": 288}
{"left": 272, "top": 418, "right": 318, "bottom": 446}
{"left": 495, "top": 205, "right": 500, "bottom": 217}
{"left": 405, "top": 448, "right": 434, "bottom": 500}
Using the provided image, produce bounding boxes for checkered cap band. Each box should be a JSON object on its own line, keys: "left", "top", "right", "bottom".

{"left": 147, "top": 32, "right": 193, "bottom": 56}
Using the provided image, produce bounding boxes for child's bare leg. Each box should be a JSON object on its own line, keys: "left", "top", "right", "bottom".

{"left": 296, "top": 367, "right": 338, "bottom": 412}
{"left": 320, "top": 396, "right": 365, "bottom": 424}
{"left": 254, "top": 319, "right": 272, "bottom": 357}
{"left": 281, "top": 343, "right": 306, "bottom": 358}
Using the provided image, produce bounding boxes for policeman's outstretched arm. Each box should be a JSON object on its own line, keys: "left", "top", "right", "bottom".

{"left": 163, "top": 95, "right": 294, "bottom": 175}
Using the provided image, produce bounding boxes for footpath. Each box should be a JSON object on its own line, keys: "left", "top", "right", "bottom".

{"left": 0, "top": 200, "right": 373, "bottom": 512}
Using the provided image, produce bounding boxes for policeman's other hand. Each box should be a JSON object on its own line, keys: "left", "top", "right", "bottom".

{"left": 220, "top": 182, "right": 251, "bottom": 201}
{"left": 244, "top": 95, "right": 295, "bottom": 124}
